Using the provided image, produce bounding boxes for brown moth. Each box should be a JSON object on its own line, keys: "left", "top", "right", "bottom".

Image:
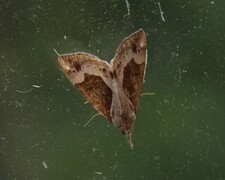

{"left": 57, "top": 29, "right": 147, "bottom": 148}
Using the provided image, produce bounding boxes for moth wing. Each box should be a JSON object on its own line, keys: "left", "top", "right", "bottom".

{"left": 58, "top": 53, "right": 113, "bottom": 122}
{"left": 111, "top": 29, "right": 147, "bottom": 112}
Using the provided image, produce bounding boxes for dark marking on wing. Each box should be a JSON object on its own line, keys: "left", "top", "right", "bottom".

{"left": 73, "top": 61, "right": 81, "bottom": 72}
{"left": 76, "top": 74, "right": 112, "bottom": 122}
{"left": 123, "top": 58, "right": 145, "bottom": 112}
{"left": 117, "top": 62, "right": 121, "bottom": 69}
{"left": 101, "top": 68, "right": 106, "bottom": 73}
{"left": 99, "top": 67, "right": 112, "bottom": 78}
{"left": 132, "top": 43, "right": 137, "bottom": 53}
{"left": 113, "top": 70, "right": 117, "bottom": 79}
{"left": 109, "top": 71, "right": 114, "bottom": 79}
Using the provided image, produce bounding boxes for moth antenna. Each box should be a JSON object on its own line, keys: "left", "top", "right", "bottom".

{"left": 83, "top": 113, "right": 101, "bottom": 127}
{"left": 53, "top": 48, "right": 60, "bottom": 56}
{"left": 141, "top": 92, "right": 155, "bottom": 96}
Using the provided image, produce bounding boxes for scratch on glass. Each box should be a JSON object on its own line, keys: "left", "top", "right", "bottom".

{"left": 16, "top": 84, "right": 42, "bottom": 93}
{"left": 124, "top": 0, "right": 130, "bottom": 17}
{"left": 158, "top": 2, "right": 166, "bottom": 22}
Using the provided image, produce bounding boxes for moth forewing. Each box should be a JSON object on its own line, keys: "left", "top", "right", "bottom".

{"left": 109, "top": 29, "right": 147, "bottom": 147}
{"left": 58, "top": 53, "right": 113, "bottom": 121}
{"left": 111, "top": 29, "right": 147, "bottom": 111}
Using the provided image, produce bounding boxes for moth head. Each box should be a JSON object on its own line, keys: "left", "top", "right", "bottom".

{"left": 116, "top": 112, "right": 136, "bottom": 149}
{"left": 58, "top": 56, "right": 73, "bottom": 74}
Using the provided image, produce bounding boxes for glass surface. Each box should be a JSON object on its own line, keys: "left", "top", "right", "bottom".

{"left": 1, "top": 0, "right": 225, "bottom": 179}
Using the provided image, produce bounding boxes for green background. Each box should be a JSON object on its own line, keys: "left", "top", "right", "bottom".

{"left": 1, "top": 0, "right": 225, "bottom": 179}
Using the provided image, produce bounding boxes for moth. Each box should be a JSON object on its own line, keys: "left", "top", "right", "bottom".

{"left": 57, "top": 29, "right": 147, "bottom": 148}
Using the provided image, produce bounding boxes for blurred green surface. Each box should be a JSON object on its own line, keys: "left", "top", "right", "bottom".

{"left": 1, "top": 0, "right": 225, "bottom": 179}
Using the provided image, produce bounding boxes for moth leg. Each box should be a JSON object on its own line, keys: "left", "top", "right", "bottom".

{"left": 83, "top": 113, "right": 101, "bottom": 127}
{"left": 84, "top": 101, "right": 89, "bottom": 104}
{"left": 141, "top": 92, "right": 155, "bottom": 96}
